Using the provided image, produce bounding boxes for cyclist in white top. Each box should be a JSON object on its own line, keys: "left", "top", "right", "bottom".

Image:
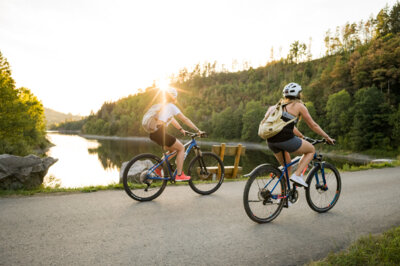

{"left": 149, "top": 87, "right": 204, "bottom": 181}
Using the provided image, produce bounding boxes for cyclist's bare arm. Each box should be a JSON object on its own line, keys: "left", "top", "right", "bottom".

{"left": 170, "top": 118, "right": 185, "bottom": 135}
{"left": 299, "top": 105, "right": 334, "bottom": 144}
{"left": 293, "top": 127, "right": 304, "bottom": 139}
{"left": 176, "top": 113, "right": 202, "bottom": 133}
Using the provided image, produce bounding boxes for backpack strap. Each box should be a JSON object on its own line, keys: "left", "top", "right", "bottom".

{"left": 282, "top": 99, "right": 301, "bottom": 122}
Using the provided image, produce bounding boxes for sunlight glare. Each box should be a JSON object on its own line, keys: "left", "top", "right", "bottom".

{"left": 157, "top": 79, "right": 170, "bottom": 92}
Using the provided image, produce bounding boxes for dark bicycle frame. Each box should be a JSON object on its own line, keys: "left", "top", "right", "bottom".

{"left": 264, "top": 140, "right": 331, "bottom": 202}
{"left": 145, "top": 133, "right": 202, "bottom": 181}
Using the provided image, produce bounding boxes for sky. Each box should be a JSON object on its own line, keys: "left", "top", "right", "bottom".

{"left": 0, "top": 0, "right": 397, "bottom": 115}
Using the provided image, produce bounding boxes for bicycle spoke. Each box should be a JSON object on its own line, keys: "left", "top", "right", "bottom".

{"left": 306, "top": 163, "right": 341, "bottom": 213}
{"left": 243, "top": 166, "right": 286, "bottom": 223}
{"left": 123, "top": 154, "right": 167, "bottom": 201}
{"left": 188, "top": 152, "right": 224, "bottom": 195}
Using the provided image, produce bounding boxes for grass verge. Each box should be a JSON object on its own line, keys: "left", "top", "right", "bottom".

{"left": 308, "top": 226, "right": 400, "bottom": 265}
{"left": 0, "top": 183, "right": 124, "bottom": 197}
{"left": 1, "top": 161, "right": 398, "bottom": 197}
{"left": 339, "top": 161, "right": 400, "bottom": 172}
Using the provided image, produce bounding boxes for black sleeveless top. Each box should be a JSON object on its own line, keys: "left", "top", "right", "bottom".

{"left": 267, "top": 103, "right": 299, "bottom": 143}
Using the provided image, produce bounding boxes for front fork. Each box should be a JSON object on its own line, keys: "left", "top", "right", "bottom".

{"left": 193, "top": 147, "right": 208, "bottom": 175}
{"left": 314, "top": 162, "right": 328, "bottom": 191}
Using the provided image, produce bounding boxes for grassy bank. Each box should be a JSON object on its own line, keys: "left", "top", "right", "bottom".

{"left": 1, "top": 161, "right": 399, "bottom": 197}
{"left": 0, "top": 178, "right": 242, "bottom": 197}
{"left": 340, "top": 161, "right": 400, "bottom": 171}
{"left": 309, "top": 226, "right": 400, "bottom": 265}
{"left": 0, "top": 183, "right": 124, "bottom": 197}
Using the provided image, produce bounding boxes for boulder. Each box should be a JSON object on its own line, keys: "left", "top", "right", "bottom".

{"left": 119, "top": 160, "right": 154, "bottom": 183}
{"left": 370, "top": 159, "right": 394, "bottom": 164}
{"left": 0, "top": 154, "right": 58, "bottom": 190}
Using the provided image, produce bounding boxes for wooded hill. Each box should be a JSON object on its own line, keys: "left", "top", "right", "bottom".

{"left": 45, "top": 108, "right": 82, "bottom": 128}
{"left": 57, "top": 3, "right": 400, "bottom": 153}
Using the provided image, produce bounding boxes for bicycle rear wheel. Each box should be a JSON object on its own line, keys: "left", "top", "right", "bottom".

{"left": 305, "top": 162, "right": 341, "bottom": 213}
{"left": 122, "top": 153, "right": 167, "bottom": 201}
{"left": 188, "top": 152, "right": 224, "bottom": 195}
{"left": 243, "top": 165, "right": 286, "bottom": 223}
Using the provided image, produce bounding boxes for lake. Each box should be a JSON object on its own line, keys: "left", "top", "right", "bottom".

{"left": 45, "top": 132, "right": 366, "bottom": 188}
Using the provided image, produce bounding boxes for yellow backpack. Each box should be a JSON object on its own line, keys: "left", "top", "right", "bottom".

{"left": 258, "top": 100, "right": 297, "bottom": 140}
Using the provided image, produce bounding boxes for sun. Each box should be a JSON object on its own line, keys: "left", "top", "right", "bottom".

{"left": 157, "top": 79, "right": 170, "bottom": 92}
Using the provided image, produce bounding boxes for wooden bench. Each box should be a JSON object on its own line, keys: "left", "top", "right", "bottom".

{"left": 210, "top": 143, "right": 246, "bottom": 178}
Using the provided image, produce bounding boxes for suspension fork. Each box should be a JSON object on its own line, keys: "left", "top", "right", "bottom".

{"left": 194, "top": 147, "right": 208, "bottom": 174}
{"left": 282, "top": 151, "right": 291, "bottom": 191}
{"left": 313, "top": 161, "right": 328, "bottom": 190}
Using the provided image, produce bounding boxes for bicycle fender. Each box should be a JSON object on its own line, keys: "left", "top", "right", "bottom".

{"left": 243, "top": 163, "right": 277, "bottom": 178}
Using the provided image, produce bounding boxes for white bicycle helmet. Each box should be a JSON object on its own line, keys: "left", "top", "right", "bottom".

{"left": 283, "top": 82, "right": 302, "bottom": 98}
{"left": 166, "top": 87, "right": 178, "bottom": 99}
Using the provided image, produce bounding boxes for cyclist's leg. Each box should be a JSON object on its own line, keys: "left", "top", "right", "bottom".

{"left": 273, "top": 151, "right": 292, "bottom": 176}
{"left": 292, "top": 139, "right": 315, "bottom": 176}
{"left": 165, "top": 139, "right": 185, "bottom": 175}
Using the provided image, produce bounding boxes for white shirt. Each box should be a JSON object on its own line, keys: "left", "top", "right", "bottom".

{"left": 157, "top": 103, "right": 181, "bottom": 125}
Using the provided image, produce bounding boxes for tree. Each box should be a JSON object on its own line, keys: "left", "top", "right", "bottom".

{"left": 211, "top": 106, "right": 243, "bottom": 139}
{"left": 325, "top": 90, "right": 352, "bottom": 138}
{"left": 376, "top": 6, "right": 390, "bottom": 37}
{"left": 389, "top": 104, "right": 400, "bottom": 148}
{"left": 349, "top": 87, "right": 391, "bottom": 150}
{"left": 241, "top": 101, "right": 265, "bottom": 142}
{"left": 389, "top": 2, "right": 400, "bottom": 34}
{"left": 287, "top": 41, "right": 307, "bottom": 64}
{"left": 0, "top": 51, "right": 47, "bottom": 155}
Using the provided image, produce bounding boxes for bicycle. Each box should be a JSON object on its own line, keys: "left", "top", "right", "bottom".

{"left": 243, "top": 137, "right": 341, "bottom": 223}
{"left": 122, "top": 131, "right": 225, "bottom": 201}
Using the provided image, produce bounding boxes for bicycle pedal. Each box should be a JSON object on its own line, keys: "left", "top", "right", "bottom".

{"left": 283, "top": 199, "right": 292, "bottom": 208}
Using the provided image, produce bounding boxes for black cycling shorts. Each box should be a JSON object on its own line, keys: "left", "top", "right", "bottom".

{"left": 149, "top": 126, "right": 177, "bottom": 147}
{"left": 267, "top": 136, "right": 302, "bottom": 154}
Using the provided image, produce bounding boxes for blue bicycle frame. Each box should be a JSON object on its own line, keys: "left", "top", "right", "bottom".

{"left": 145, "top": 138, "right": 198, "bottom": 181}
{"left": 267, "top": 152, "right": 328, "bottom": 200}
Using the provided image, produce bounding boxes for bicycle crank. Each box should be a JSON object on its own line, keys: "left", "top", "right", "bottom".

{"left": 289, "top": 189, "right": 299, "bottom": 204}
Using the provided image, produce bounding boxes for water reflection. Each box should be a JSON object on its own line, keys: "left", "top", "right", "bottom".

{"left": 46, "top": 132, "right": 363, "bottom": 188}
{"left": 46, "top": 133, "right": 120, "bottom": 188}
{"left": 91, "top": 138, "right": 362, "bottom": 174}
{"left": 88, "top": 138, "right": 163, "bottom": 169}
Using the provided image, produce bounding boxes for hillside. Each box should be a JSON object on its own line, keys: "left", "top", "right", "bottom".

{"left": 56, "top": 3, "right": 400, "bottom": 154}
{"left": 44, "top": 108, "right": 82, "bottom": 127}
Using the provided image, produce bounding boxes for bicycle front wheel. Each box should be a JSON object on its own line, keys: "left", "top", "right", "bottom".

{"left": 122, "top": 153, "right": 167, "bottom": 202}
{"left": 305, "top": 162, "right": 341, "bottom": 213}
{"left": 188, "top": 152, "right": 224, "bottom": 195}
{"left": 243, "top": 165, "right": 286, "bottom": 223}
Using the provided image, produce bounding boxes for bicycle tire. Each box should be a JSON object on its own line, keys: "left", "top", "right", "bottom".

{"left": 122, "top": 153, "right": 167, "bottom": 202}
{"left": 188, "top": 152, "right": 224, "bottom": 195}
{"left": 305, "top": 162, "right": 341, "bottom": 213}
{"left": 243, "top": 164, "right": 286, "bottom": 223}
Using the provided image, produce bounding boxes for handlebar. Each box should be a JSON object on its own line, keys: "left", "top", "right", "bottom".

{"left": 184, "top": 130, "right": 208, "bottom": 138}
{"left": 304, "top": 137, "right": 335, "bottom": 145}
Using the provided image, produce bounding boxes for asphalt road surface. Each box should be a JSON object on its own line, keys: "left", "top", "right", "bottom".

{"left": 1, "top": 167, "right": 400, "bottom": 266}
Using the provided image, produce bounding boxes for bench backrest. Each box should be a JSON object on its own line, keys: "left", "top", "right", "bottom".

{"left": 212, "top": 143, "right": 246, "bottom": 178}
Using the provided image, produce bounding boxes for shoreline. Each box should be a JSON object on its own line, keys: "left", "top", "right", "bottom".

{"left": 47, "top": 131, "right": 386, "bottom": 163}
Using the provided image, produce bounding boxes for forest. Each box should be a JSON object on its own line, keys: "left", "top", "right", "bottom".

{"left": 0, "top": 52, "right": 48, "bottom": 156}
{"left": 54, "top": 3, "right": 400, "bottom": 154}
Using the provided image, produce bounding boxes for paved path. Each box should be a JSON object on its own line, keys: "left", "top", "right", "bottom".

{"left": 1, "top": 167, "right": 400, "bottom": 266}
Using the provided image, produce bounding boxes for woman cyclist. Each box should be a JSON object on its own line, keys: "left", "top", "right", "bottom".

{"left": 265, "top": 83, "right": 335, "bottom": 187}
{"left": 149, "top": 87, "right": 204, "bottom": 181}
